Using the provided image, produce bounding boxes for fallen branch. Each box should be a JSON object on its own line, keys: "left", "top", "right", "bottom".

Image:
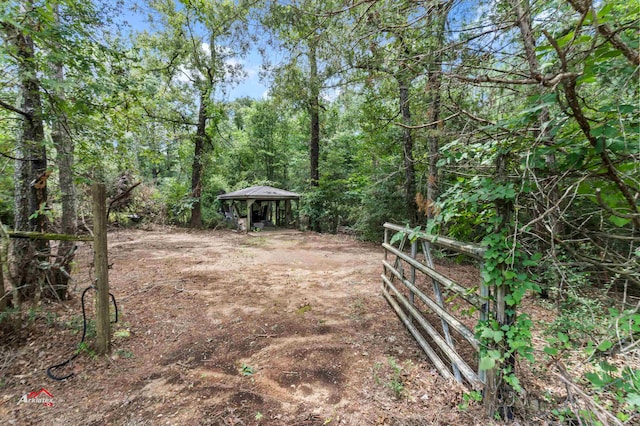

{"left": 107, "top": 182, "right": 141, "bottom": 218}
{"left": 554, "top": 362, "right": 624, "bottom": 426}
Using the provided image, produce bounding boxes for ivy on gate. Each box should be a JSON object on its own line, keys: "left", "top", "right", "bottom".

{"left": 477, "top": 214, "right": 542, "bottom": 392}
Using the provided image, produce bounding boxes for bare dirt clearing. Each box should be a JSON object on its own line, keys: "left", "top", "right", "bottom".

{"left": 1, "top": 228, "right": 483, "bottom": 425}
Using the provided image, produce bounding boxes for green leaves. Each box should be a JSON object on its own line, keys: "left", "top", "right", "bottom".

{"left": 478, "top": 356, "right": 495, "bottom": 371}
{"left": 241, "top": 363, "right": 255, "bottom": 376}
{"left": 389, "top": 225, "right": 423, "bottom": 245}
{"left": 389, "top": 230, "right": 405, "bottom": 245}
{"left": 479, "top": 350, "right": 501, "bottom": 371}
{"left": 481, "top": 327, "right": 504, "bottom": 344}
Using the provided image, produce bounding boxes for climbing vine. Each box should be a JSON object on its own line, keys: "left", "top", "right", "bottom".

{"left": 477, "top": 216, "right": 541, "bottom": 392}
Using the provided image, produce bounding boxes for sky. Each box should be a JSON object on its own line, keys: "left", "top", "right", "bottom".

{"left": 119, "top": 0, "right": 270, "bottom": 101}
{"left": 223, "top": 49, "right": 269, "bottom": 101}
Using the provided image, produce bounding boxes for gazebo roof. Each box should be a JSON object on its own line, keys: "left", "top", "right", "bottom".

{"left": 217, "top": 185, "right": 300, "bottom": 201}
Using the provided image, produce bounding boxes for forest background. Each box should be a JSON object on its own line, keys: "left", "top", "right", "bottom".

{"left": 1, "top": 0, "right": 638, "bottom": 423}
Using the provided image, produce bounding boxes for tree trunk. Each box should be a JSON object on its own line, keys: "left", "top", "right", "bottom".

{"left": 398, "top": 75, "right": 417, "bottom": 225}
{"left": 425, "top": 67, "right": 442, "bottom": 222}
{"left": 10, "top": 19, "right": 50, "bottom": 299}
{"left": 308, "top": 39, "right": 321, "bottom": 232}
{"left": 0, "top": 223, "right": 6, "bottom": 312}
{"left": 510, "top": 0, "right": 561, "bottom": 236}
{"left": 189, "top": 91, "right": 208, "bottom": 229}
{"left": 425, "top": 3, "right": 451, "bottom": 222}
{"left": 50, "top": 4, "right": 77, "bottom": 299}
{"left": 309, "top": 39, "right": 320, "bottom": 187}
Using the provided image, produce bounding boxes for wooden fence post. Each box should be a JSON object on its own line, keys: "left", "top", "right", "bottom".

{"left": 485, "top": 150, "right": 515, "bottom": 418}
{"left": 0, "top": 236, "right": 5, "bottom": 313}
{"left": 0, "top": 223, "right": 10, "bottom": 313}
{"left": 479, "top": 260, "right": 491, "bottom": 386}
{"left": 409, "top": 240, "right": 417, "bottom": 307}
{"left": 92, "top": 183, "right": 111, "bottom": 355}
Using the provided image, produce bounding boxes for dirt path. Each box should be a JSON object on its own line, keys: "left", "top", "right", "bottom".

{"left": 1, "top": 228, "right": 480, "bottom": 425}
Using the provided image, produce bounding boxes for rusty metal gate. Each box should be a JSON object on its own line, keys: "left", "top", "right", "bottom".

{"left": 381, "top": 222, "right": 489, "bottom": 390}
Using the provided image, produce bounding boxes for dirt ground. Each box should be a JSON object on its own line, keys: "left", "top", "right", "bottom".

{"left": 1, "top": 228, "right": 493, "bottom": 425}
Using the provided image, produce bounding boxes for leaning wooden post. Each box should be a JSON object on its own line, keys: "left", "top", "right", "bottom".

{"left": 383, "top": 228, "right": 388, "bottom": 261}
{"left": 479, "top": 260, "right": 491, "bottom": 386}
{"left": 409, "top": 240, "right": 417, "bottom": 307}
{"left": 92, "top": 183, "right": 111, "bottom": 355}
{"left": 0, "top": 234, "right": 5, "bottom": 313}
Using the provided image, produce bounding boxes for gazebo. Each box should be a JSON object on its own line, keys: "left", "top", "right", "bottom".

{"left": 217, "top": 185, "right": 300, "bottom": 231}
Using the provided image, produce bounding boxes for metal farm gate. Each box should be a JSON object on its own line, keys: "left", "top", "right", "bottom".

{"left": 381, "top": 222, "right": 490, "bottom": 390}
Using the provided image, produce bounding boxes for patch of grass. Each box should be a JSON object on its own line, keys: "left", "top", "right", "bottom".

{"left": 458, "top": 390, "right": 482, "bottom": 411}
{"left": 545, "top": 293, "right": 606, "bottom": 346}
{"left": 45, "top": 311, "right": 58, "bottom": 327}
{"left": 373, "top": 357, "right": 407, "bottom": 399}
{"left": 349, "top": 297, "right": 367, "bottom": 321}
{"left": 242, "top": 236, "right": 268, "bottom": 247}
{"left": 76, "top": 341, "right": 97, "bottom": 359}
{"left": 114, "top": 328, "right": 131, "bottom": 339}
{"left": 241, "top": 363, "right": 255, "bottom": 376}
{"left": 66, "top": 315, "right": 96, "bottom": 339}
{"left": 386, "top": 357, "right": 405, "bottom": 399}
{"left": 296, "top": 304, "right": 312, "bottom": 314}
{"left": 115, "top": 349, "right": 134, "bottom": 359}
{"left": 0, "top": 306, "right": 20, "bottom": 325}
{"left": 372, "top": 361, "right": 383, "bottom": 385}
{"left": 27, "top": 307, "right": 38, "bottom": 325}
{"left": 352, "top": 298, "right": 365, "bottom": 311}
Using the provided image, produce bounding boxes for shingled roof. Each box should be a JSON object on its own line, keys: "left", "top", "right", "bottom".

{"left": 217, "top": 185, "right": 300, "bottom": 201}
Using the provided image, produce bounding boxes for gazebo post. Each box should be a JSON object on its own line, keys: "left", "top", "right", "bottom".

{"left": 246, "top": 199, "right": 255, "bottom": 232}
{"left": 285, "top": 200, "right": 291, "bottom": 226}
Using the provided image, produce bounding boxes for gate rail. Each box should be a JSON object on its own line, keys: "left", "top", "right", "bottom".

{"left": 382, "top": 222, "right": 489, "bottom": 390}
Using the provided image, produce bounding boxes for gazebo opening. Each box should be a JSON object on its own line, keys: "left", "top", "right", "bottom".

{"left": 217, "top": 185, "right": 300, "bottom": 232}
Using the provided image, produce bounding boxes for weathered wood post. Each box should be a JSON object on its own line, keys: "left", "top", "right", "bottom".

{"left": 0, "top": 234, "right": 5, "bottom": 313}
{"left": 246, "top": 199, "right": 254, "bottom": 232}
{"left": 92, "top": 183, "right": 111, "bottom": 355}
{"left": 0, "top": 223, "right": 14, "bottom": 314}
{"left": 409, "top": 240, "right": 417, "bottom": 307}
{"left": 383, "top": 228, "right": 388, "bottom": 262}
{"left": 285, "top": 200, "right": 291, "bottom": 227}
{"left": 479, "top": 261, "right": 491, "bottom": 386}
{"left": 484, "top": 151, "right": 515, "bottom": 418}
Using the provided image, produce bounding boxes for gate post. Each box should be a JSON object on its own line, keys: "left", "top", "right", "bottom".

{"left": 409, "top": 240, "right": 417, "bottom": 306}
{"left": 478, "top": 260, "right": 490, "bottom": 386}
{"left": 484, "top": 151, "right": 515, "bottom": 418}
{"left": 92, "top": 183, "right": 111, "bottom": 355}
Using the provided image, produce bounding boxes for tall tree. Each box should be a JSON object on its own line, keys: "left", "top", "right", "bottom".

{"left": 263, "top": 0, "right": 342, "bottom": 189}
{"left": 423, "top": 1, "right": 453, "bottom": 221}
{"left": 1, "top": 0, "right": 125, "bottom": 300}
{"left": 345, "top": 0, "right": 453, "bottom": 225}
{"left": 49, "top": 3, "right": 77, "bottom": 296}
{"left": 145, "top": 0, "right": 252, "bottom": 228}
{"left": 1, "top": 2, "right": 50, "bottom": 299}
